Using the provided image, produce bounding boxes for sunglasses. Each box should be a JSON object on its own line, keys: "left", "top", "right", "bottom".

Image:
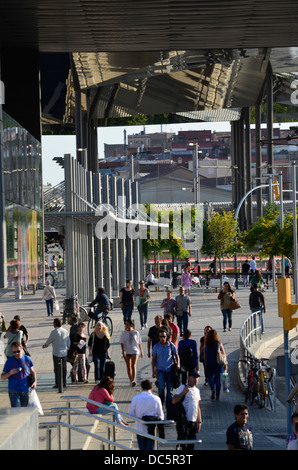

{"left": 12, "top": 350, "right": 22, "bottom": 354}
{"left": 159, "top": 335, "right": 167, "bottom": 338}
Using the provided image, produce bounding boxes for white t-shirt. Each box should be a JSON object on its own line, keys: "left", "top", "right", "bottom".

{"left": 120, "top": 330, "right": 142, "bottom": 355}
{"left": 176, "top": 384, "right": 201, "bottom": 422}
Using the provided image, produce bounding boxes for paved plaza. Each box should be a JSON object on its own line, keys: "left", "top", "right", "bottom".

{"left": 0, "top": 281, "right": 297, "bottom": 451}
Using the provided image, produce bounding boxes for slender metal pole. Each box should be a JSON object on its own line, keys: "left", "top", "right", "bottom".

{"left": 279, "top": 172, "right": 285, "bottom": 277}
{"left": 293, "top": 162, "right": 298, "bottom": 303}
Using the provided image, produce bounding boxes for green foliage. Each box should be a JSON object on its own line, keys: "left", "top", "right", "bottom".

{"left": 201, "top": 210, "right": 238, "bottom": 259}
{"left": 142, "top": 204, "right": 189, "bottom": 259}
{"left": 241, "top": 203, "right": 296, "bottom": 259}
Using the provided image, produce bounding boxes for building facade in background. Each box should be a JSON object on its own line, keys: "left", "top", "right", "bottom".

{"left": 2, "top": 111, "right": 43, "bottom": 287}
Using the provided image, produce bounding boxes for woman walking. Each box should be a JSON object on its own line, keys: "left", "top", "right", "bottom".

{"left": 200, "top": 325, "right": 212, "bottom": 386}
{"left": 4, "top": 320, "right": 24, "bottom": 358}
{"left": 42, "top": 280, "right": 57, "bottom": 317}
{"left": 72, "top": 322, "right": 88, "bottom": 383}
{"left": 135, "top": 280, "right": 150, "bottom": 329}
{"left": 120, "top": 319, "right": 143, "bottom": 387}
{"left": 119, "top": 279, "right": 135, "bottom": 323}
{"left": 88, "top": 321, "right": 110, "bottom": 383}
{"left": 218, "top": 281, "right": 235, "bottom": 332}
{"left": 204, "top": 329, "right": 227, "bottom": 400}
{"left": 181, "top": 267, "right": 192, "bottom": 296}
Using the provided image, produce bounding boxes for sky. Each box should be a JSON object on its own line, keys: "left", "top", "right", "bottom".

{"left": 41, "top": 120, "right": 298, "bottom": 187}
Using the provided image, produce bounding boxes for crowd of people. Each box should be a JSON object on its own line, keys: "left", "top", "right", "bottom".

{"left": 0, "top": 255, "right": 297, "bottom": 451}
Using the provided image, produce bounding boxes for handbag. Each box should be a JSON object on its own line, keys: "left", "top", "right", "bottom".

{"left": 135, "top": 296, "right": 141, "bottom": 307}
{"left": 54, "top": 300, "right": 59, "bottom": 311}
{"left": 230, "top": 299, "right": 241, "bottom": 310}
{"left": 216, "top": 345, "right": 227, "bottom": 366}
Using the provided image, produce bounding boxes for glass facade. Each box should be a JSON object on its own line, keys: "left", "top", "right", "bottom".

{"left": 2, "top": 111, "right": 43, "bottom": 287}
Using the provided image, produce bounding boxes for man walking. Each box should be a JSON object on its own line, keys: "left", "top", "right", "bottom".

{"left": 249, "top": 283, "right": 266, "bottom": 333}
{"left": 242, "top": 259, "right": 250, "bottom": 287}
{"left": 129, "top": 379, "right": 164, "bottom": 450}
{"left": 175, "top": 287, "right": 191, "bottom": 337}
{"left": 152, "top": 329, "right": 180, "bottom": 409}
{"left": 1, "top": 341, "right": 36, "bottom": 407}
{"left": 42, "top": 318, "right": 70, "bottom": 388}
{"left": 172, "top": 370, "right": 202, "bottom": 450}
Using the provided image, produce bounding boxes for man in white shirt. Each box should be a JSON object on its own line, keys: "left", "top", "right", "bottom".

{"left": 42, "top": 318, "right": 70, "bottom": 388}
{"left": 249, "top": 256, "right": 257, "bottom": 274}
{"left": 172, "top": 370, "right": 201, "bottom": 450}
{"left": 145, "top": 271, "right": 155, "bottom": 288}
{"left": 129, "top": 379, "right": 164, "bottom": 450}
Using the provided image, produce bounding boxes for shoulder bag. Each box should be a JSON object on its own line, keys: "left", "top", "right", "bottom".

{"left": 230, "top": 298, "right": 241, "bottom": 310}
{"left": 216, "top": 344, "right": 228, "bottom": 366}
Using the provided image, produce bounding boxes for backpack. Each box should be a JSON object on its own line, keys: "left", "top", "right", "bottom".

{"left": 167, "top": 395, "right": 186, "bottom": 422}
{"left": 180, "top": 340, "right": 195, "bottom": 370}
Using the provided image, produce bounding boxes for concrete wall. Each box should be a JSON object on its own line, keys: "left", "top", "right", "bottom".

{"left": 0, "top": 407, "right": 39, "bottom": 450}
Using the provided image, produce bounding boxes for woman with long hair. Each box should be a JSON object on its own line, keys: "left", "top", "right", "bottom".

{"left": 204, "top": 329, "right": 226, "bottom": 400}
{"left": 88, "top": 321, "right": 110, "bottom": 383}
{"left": 218, "top": 281, "right": 235, "bottom": 332}
{"left": 4, "top": 320, "right": 24, "bottom": 358}
{"left": 120, "top": 319, "right": 143, "bottom": 387}
{"left": 200, "top": 325, "right": 212, "bottom": 386}
{"left": 87, "top": 376, "right": 128, "bottom": 426}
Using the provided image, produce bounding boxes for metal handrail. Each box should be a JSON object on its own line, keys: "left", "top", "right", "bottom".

{"left": 39, "top": 395, "right": 202, "bottom": 450}
{"left": 239, "top": 310, "right": 277, "bottom": 411}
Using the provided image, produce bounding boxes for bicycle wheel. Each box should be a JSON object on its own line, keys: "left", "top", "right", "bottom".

{"left": 102, "top": 316, "right": 113, "bottom": 337}
{"left": 79, "top": 306, "right": 88, "bottom": 322}
{"left": 250, "top": 377, "right": 259, "bottom": 405}
{"left": 46, "top": 272, "right": 55, "bottom": 286}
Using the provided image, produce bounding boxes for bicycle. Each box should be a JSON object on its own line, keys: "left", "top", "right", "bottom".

{"left": 240, "top": 357, "right": 259, "bottom": 406}
{"left": 256, "top": 359, "right": 274, "bottom": 410}
{"left": 87, "top": 306, "right": 113, "bottom": 337}
{"left": 240, "top": 357, "right": 274, "bottom": 409}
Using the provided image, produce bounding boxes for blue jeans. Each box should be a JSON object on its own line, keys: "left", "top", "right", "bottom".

{"left": 91, "top": 403, "right": 122, "bottom": 423}
{"left": 9, "top": 390, "right": 30, "bottom": 407}
{"left": 138, "top": 303, "right": 148, "bottom": 327}
{"left": 46, "top": 298, "right": 54, "bottom": 316}
{"left": 177, "top": 312, "right": 188, "bottom": 335}
{"left": 207, "top": 369, "right": 222, "bottom": 397}
{"left": 137, "top": 435, "right": 155, "bottom": 451}
{"left": 157, "top": 369, "right": 173, "bottom": 409}
{"left": 93, "top": 352, "right": 107, "bottom": 382}
{"left": 122, "top": 304, "right": 133, "bottom": 323}
{"left": 222, "top": 309, "right": 232, "bottom": 330}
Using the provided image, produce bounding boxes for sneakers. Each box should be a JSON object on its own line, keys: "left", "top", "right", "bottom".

{"left": 131, "top": 381, "right": 136, "bottom": 387}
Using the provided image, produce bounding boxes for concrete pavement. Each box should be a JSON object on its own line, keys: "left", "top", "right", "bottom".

{"left": 0, "top": 281, "right": 296, "bottom": 451}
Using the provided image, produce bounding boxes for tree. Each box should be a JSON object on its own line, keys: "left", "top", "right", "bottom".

{"left": 201, "top": 210, "right": 238, "bottom": 279}
{"left": 241, "top": 203, "right": 284, "bottom": 258}
{"left": 142, "top": 205, "right": 189, "bottom": 276}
